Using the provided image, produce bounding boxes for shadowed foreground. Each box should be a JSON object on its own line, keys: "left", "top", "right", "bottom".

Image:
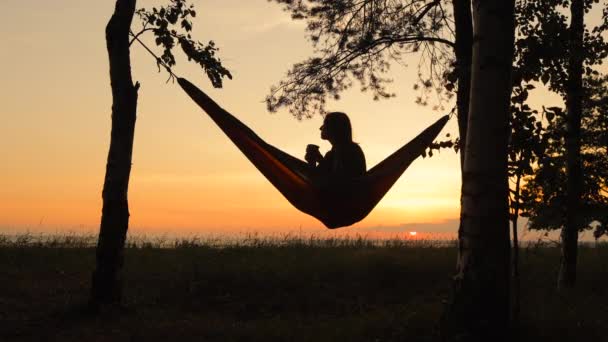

{"left": 0, "top": 236, "right": 607, "bottom": 341}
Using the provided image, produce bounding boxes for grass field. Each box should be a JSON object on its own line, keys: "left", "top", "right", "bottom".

{"left": 1, "top": 234, "right": 607, "bottom": 341}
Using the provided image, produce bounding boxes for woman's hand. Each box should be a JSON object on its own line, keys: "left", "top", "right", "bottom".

{"left": 305, "top": 144, "right": 322, "bottom": 166}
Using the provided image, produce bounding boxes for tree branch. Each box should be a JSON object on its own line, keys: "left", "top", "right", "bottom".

{"left": 129, "top": 27, "right": 154, "bottom": 47}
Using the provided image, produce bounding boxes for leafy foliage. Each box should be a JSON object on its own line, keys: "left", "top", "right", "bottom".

{"left": 521, "top": 75, "right": 608, "bottom": 237}
{"left": 507, "top": 82, "right": 547, "bottom": 222}
{"left": 266, "top": 0, "right": 456, "bottom": 118}
{"left": 514, "top": 0, "right": 607, "bottom": 95}
{"left": 422, "top": 130, "right": 458, "bottom": 158}
{"left": 512, "top": 0, "right": 608, "bottom": 238}
{"left": 133, "top": 0, "right": 232, "bottom": 87}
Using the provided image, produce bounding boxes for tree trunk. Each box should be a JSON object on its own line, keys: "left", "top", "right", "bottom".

{"left": 558, "top": 0, "right": 584, "bottom": 291}
{"left": 441, "top": 0, "right": 514, "bottom": 340}
{"left": 90, "top": 0, "right": 138, "bottom": 307}
{"left": 453, "top": 0, "right": 473, "bottom": 169}
{"left": 511, "top": 172, "right": 521, "bottom": 322}
{"left": 451, "top": 4, "right": 474, "bottom": 330}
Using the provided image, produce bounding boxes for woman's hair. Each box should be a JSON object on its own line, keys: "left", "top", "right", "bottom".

{"left": 324, "top": 112, "right": 353, "bottom": 143}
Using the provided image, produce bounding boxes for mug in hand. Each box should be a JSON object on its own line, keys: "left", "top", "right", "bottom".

{"left": 306, "top": 144, "right": 320, "bottom": 154}
{"left": 306, "top": 144, "right": 320, "bottom": 165}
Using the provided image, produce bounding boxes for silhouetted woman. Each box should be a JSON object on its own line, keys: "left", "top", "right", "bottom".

{"left": 305, "top": 112, "right": 366, "bottom": 184}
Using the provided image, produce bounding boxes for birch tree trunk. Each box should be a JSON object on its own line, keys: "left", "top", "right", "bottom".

{"left": 558, "top": 0, "right": 584, "bottom": 291}
{"left": 90, "top": 0, "right": 138, "bottom": 307}
{"left": 453, "top": 0, "right": 473, "bottom": 169}
{"left": 441, "top": 0, "right": 515, "bottom": 340}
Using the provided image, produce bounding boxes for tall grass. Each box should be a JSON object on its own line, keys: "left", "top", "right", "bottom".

{"left": 0, "top": 231, "right": 457, "bottom": 249}
{"left": 1, "top": 232, "right": 606, "bottom": 341}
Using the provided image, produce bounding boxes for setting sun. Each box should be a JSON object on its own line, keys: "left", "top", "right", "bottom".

{"left": 409, "top": 231, "right": 418, "bottom": 236}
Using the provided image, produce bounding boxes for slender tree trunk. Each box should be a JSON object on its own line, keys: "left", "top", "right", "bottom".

{"left": 453, "top": 0, "right": 473, "bottom": 169}
{"left": 511, "top": 172, "right": 521, "bottom": 322}
{"left": 441, "top": 0, "right": 514, "bottom": 340}
{"left": 90, "top": 0, "right": 139, "bottom": 306}
{"left": 450, "top": 5, "right": 474, "bottom": 331}
{"left": 558, "top": 0, "right": 584, "bottom": 291}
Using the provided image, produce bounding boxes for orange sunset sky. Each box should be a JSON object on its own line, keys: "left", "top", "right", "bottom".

{"left": 1, "top": 1, "right": 602, "bottom": 237}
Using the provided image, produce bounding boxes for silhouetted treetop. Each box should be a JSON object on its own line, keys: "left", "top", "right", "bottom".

{"left": 267, "top": 0, "right": 456, "bottom": 118}
{"left": 514, "top": 0, "right": 607, "bottom": 94}
{"left": 521, "top": 75, "right": 608, "bottom": 235}
{"left": 132, "top": 0, "right": 232, "bottom": 87}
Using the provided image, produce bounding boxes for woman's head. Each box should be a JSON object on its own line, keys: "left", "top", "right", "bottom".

{"left": 320, "top": 112, "right": 352, "bottom": 144}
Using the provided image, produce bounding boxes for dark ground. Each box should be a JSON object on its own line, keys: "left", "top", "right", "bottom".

{"left": 1, "top": 237, "right": 607, "bottom": 341}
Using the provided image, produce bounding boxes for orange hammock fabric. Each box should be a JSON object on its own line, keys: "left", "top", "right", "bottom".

{"left": 178, "top": 78, "right": 449, "bottom": 229}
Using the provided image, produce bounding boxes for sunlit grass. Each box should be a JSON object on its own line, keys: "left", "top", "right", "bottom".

{"left": 0, "top": 231, "right": 457, "bottom": 249}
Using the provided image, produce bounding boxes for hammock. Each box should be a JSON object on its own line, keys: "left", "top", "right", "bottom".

{"left": 177, "top": 78, "right": 449, "bottom": 229}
